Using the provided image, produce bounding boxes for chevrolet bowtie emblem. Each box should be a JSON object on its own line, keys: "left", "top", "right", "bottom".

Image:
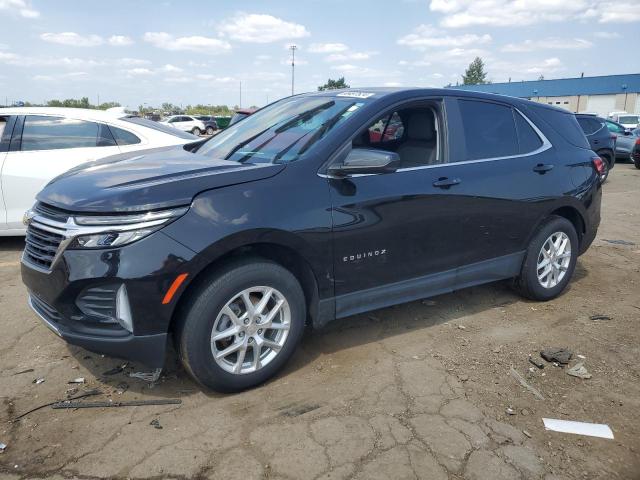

{"left": 23, "top": 208, "right": 36, "bottom": 226}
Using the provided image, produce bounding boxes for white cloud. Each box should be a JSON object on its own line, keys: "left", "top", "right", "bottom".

{"left": 594, "top": 31, "right": 620, "bottom": 39}
{"left": 429, "top": 0, "right": 640, "bottom": 28}
{"left": 33, "top": 71, "right": 89, "bottom": 82}
{"left": 40, "top": 32, "right": 104, "bottom": 47}
{"left": 383, "top": 81, "right": 403, "bottom": 87}
{"left": 161, "top": 64, "right": 183, "bottom": 73}
{"left": 143, "top": 32, "right": 231, "bottom": 54}
{"left": 108, "top": 35, "right": 133, "bottom": 46}
{"left": 126, "top": 67, "right": 154, "bottom": 76}
{"left": 116, "top": 57, "right": 151, "bottom": 66}
{"left": 398, "top": 24, "right": 491, "bottom": 49}
{"left": 308, "top": 42, "right": 348, "bottom": 53}
{"left": 218, "top": 13, "right": 310, "bottom": 43}
{"left": 163, "top": 76, "right": 191, "bottom": 83}
{"left": 502, "top": 38, "right": 593, "bottom": 53}
{"left": 196, "top": 74, "right": 237, "bottom": 83}
{"left": 523, "top": 57, "right": 563, "bottom": 74}
{"left": 325, "top": 51, "right": 376, "bottom": 62}
{"left": 0, "top": 0, "right": 39, "bottom": 18}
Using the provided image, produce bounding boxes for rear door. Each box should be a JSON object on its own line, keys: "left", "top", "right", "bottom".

{"left": 0, "top": 115, "right": 17, "bottom": 232}
{"left": 1, "top": 115, "right": 121, "bottom": 230}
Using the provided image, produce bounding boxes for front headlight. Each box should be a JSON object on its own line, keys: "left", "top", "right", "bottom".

{"left": 67, "top": 206, "right": 188, "bottom": 249}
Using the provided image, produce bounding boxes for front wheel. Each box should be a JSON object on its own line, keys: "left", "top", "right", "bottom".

{"left": 191, "top": 127, "right": 202, "bottom": 136}
{"left": 176, "top": 260, "right": 306, "bottom": 392}
{"left": 206, "top": 126, "right": 215, "bottom": 135}
{"left": 514, "top": 216, "right": 578, "bottom": 301}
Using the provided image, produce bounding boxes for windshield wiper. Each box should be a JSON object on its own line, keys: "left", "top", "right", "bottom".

{"left": 222, "top": 126, "right": 273, "bottom": 161}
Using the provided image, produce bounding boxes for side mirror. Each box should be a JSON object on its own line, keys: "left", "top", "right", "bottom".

{"left": 328, "top": 148, "right": 400, "bottom": 177}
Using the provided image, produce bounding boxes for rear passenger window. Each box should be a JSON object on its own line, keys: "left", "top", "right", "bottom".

{"left": 514, "top": 112, "right": 543, "bottom": 153}
{"left": 458, "top": 100, "right": 519, "bottom": 160}
{"left": 109, "top": 126, "right": 141, "bottom": 146}
{"left": 21, "top": 116, "right": 101, "bottom": 151}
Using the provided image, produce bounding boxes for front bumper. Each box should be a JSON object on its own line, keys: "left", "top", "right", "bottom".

{"left": 22, "top": 230, "right": 196, "bottom": 368}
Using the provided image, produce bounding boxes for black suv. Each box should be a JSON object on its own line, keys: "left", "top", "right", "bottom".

{"left": 575, "top": 113, "right": 615, "bottom": 181}
{"left": 22, "top": 89, "right": 602, "bottom": 392}
{"left": 193, "top": 115, "right": 218, "bottom": 136}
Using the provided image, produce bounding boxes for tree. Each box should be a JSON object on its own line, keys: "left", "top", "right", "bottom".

{"left": 537, "top": 75, "right": 545, "bottom": 81}
{"left": 318, "top": 77, "right": 349, "bottom": 91}
{"left": 462, "top": 57, "right": 488, "bottom": 85}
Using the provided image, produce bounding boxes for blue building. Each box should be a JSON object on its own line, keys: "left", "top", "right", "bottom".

{"left": 450, "top": 73, "right": 640, "bottom": 116}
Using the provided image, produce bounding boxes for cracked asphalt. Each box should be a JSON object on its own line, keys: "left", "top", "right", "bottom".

{"left": 1, "top": 163, "right": 640, "bottom": 479}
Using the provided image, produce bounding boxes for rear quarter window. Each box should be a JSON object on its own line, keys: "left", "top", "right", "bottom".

{"left": 109, "top": 126, "right": 141, "bottom": 146}
{"left": 458, "top": 99, "right": 519, "bottom": 160}
{"left": 514, "top": 112, "right": 543, "bottom": 153}
{"left": 531, "top": 105, "right": 590, "bottom": 149}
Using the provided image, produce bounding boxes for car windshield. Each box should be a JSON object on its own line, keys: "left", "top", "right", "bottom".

{"left": 196, "top": 96, "right": 363, "bottom": 164}
{"left": 618, "top": 115, "right": 639, "bottom": 125}
{"left": 121, "top": 116, "right": 198, "bottom": 140}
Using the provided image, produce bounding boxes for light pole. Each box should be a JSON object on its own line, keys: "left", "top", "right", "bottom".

{"left": 289, "top": 44, "right": 297, "bottom": 96}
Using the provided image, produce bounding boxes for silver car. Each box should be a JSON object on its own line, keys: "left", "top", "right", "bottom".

{"left": 606, "top": 120, "right": 640, "bottom": 160}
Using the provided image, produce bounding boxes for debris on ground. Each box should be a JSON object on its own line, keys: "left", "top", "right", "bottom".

{"left": 150, "top": 419, "right": 163, "bottom": 429}
{"left": 542, "top": 418, "right": 614, "bottom": 439}
{"left": 540, "top": 347, "right": 572, "bottom": 365}
{"left": 603, "top": 239, "right": 635, "bottom": 246}
{"left": 506, "top": 407, "right": 516, "bottom": 415}
{"left": 528, "top": 356, "right": 545, "bottom": 369}
{"left": 577, "top": 354, "right": 586, "bottom": 359}
{"left": 0, "top": 442, "right": 6, "bottom": 453}
{"left": 32, "top": 378, "right": 45, "bottom": 385}
{"left": 458, "top": 325, "right": 466, "bottom": 330}
{"left": 12, "top": 390, "right": 102, "bottom": 422}
{"left": 590, "top": 314, "right": 611, "bottom": 321}
{"left": 65, "top": 388, "right": 78, "bottom": 397}
{"left": 115, "top": 382, "right": 129, "bottom": 395}
{"left": 566, "top": 363, "right": 592, "bottom": 379}
{"left": 129, "top": 368, "right": 162, "bottom": 383}
{"left": 102, "top": 363, "right": 128, "bottom": 376}
{"left": 510, "top": 366, "right": 545, "bottom": 400}
{"left": 51, "top": 398, "right": 182, "bottom": 409}
{"left": 68, "top": 377, "right": 85, "bottom": 384}
{"left": 13, "top": 368, "right": 34, "bottom": 376}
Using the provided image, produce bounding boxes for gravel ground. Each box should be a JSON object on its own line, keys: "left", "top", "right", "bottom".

{"left": 0, "top": 163, "right": 639, "bottom": 480}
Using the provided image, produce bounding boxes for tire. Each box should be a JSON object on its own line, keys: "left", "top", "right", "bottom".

{"left": 599, "top": 154, "right": 610, "bottom": 183}
{"left": 191, "top": 127, "right": 201, "bottom": 136}
{"left": 634, "top": 155, "right": 640, "bottom": 170}
{"left": 206, "top": 126, "right": 215, "bottom": 136}
{"left": 514, "top": 216, "right": 578, "bottom": 301}
{"left": 176, "top": 259, "right": 306, "bottom": 392}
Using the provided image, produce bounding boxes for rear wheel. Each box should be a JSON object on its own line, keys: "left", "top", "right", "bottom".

{"left": 176, "top": 260, "right": 305, "bottom": 392}
{"left": 514, "top": 216, "right": 578, "bottom": 301}
{"left": 634, "top": 155, "right": 640, "bottom": 169}
{"left": 599, "top": 154, "right": 611, "bottom": 183}
{"left": 191, "top": 127, "right": 202, "bottom": 136}
{"left": 206, "top": 126, "right": 215, "bottom": 135}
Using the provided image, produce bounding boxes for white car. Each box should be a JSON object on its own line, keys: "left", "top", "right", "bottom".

{"left": 161, "top": 115, "right": 206, "bottom": 136}
{"left": 607, "top": 111, "right": 640, "bottom": 129}
{"left": 0, "top": 107, "right": 199, "bottom": 235}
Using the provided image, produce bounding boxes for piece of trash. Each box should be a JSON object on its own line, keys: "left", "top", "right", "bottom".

{"left": 68, "top": 377, "right": 85, "bottom": 384}
{"left": 0, "top": 442, "right": 6, "bottom": 453}
{"left": 540, "top": 348, "right": 572, "bottom": 365}
{"left": 33, "top": 378, "right": 45, "bottom": 385}
{"left": 603, "top": 239, "right": 635, "bottom": 246}
{"left": 510, "top": 366, "right": 545, "bottom": 400}
{"left": 13, "top": 368, "right": 34, "bottom": 376}
{"left": 528, "top": 367, "right": 536, "bottom": 373}
{"left": 542, "top": 418, "right": 613, "bottom": 439}
{"left": 528, "top": 356, "right": 545, "bottom": 369}
{"left": 566, "top": 363, "right": 592, "bottom": 379}
{"left": 65, "top": 388, "right": 78, "bottom": 397}
{"left": 102, "top": 363, "right": 128, "bottom": 376}
{"left": 522, "top": 430, "right": 532, "bottom": 438}
{"left": 51, "top": 398, "right": 182, "bottom": 409}
{"left": 115, "top": 382, "right": 129, "bottom": 395}
{"left": 150, "top": 419, "right": 163, "bottom": 430}
{"left": 458, "top": 325, "right": 466, "bottom": 330}
{"left": 129, "top": 368, "right": 162, "bottom": 383}
{"left": 577, "top": 354, "right": 586, "bottom": 359}
{"left": 506, "top": 407, "right": 516, "bottom": 415}
{"left": 589, "top": 314, "right": 611, "bottom": 321}
{"left": 12, "top": 390, "right": 101, "bottom": 422}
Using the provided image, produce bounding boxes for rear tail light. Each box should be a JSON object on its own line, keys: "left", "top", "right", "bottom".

{"left": 592, "top": 156, "right": 606, "bottom": 176}
{"left": 635, "top": 138, "right": 640, "bottom": 145}
{"left": 611, "top": 134, "right": 617, "bottom": 140}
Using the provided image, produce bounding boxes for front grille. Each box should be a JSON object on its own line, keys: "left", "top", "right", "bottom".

{"left": 30, "top": 294, "right": 62, "bottom": 323}
{"left": 24, "top": 223, "right": 64, "bottom": 270}
{"left": 34, "top": 202, "right": 71, "bottom": 223}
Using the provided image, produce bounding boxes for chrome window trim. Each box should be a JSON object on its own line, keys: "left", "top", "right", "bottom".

{"left": 319, "top": 107, "right": 551, "bottom": 178}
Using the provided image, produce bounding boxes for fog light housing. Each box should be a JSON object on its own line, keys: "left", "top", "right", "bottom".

{"left": 116, "top": 284, "right": 133, "bottom": 333}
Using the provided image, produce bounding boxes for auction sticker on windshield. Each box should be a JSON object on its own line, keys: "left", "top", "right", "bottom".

{"left": 336, "top": 92, "right": 375, "bottom": 99}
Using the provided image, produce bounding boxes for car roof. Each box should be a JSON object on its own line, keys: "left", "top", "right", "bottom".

{"left": 0, "top": 106, "right": 131, "bottom": 121}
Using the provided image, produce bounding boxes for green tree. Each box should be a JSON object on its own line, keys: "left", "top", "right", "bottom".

{"left": 318, "top": 77, "right": 349, "bottom": 91}
{"left": 462, "top": 57, "right": 488, "bottom": 85}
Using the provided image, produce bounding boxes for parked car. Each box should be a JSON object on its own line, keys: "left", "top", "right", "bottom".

{"left": 161, "top": 115, "right": 206, "bottom": 136}
{"left": 22, "top": 88, "right": 602, "bottom": 392}
{"left": 606, "top": 119, "right": 640, "bottom": 160}
{"left": 632, "top": 136, "right": 640, "bottom": 169}
{"left": 0, "top": 107, "right": 198, "bottom": 235}
{"left": 193, "top": 115, "right": 218, "bottom": 135}
{"left": 228, "top": 108, "right": 257, "bottom": 126}
{"left": 575, "top": 113, "right": 615, "bottom": 181}
{"left": 608, "top": 112, "right": 640, "bottom": 129}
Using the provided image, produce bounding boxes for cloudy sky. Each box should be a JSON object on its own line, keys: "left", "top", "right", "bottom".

{"left": 1, "top": 0, "right": 639, "bottom": 108}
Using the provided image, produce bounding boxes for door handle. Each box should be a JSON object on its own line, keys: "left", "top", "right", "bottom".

{"left": 533, "top": 163, "right": 554, "bottom": 174}
{"left": 432, "top": 177, "right": 461, "bottom": 189}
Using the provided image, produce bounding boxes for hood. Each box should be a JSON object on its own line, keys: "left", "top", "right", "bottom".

{"left": 37, "top": 145, "right": 285, "bottom": 213}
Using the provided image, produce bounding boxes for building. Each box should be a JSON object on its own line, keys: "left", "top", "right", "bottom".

{"left": 450, "top": 73, "right": 640, "bottom": 117}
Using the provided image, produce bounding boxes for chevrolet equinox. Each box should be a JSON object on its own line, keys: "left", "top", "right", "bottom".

{"left": 21, "top": 88, "right": 603, "bottom": 392}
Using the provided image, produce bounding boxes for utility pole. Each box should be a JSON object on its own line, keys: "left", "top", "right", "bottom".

{"left": 239, "top": 80, "right": 242, "bottom": 108}
{"left": 289, "top": 44, "right": 297, "bottom": 96}
{"left": 97, "top": 93, "right": 100, "bottom": 108}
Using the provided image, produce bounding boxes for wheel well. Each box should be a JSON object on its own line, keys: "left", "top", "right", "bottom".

{"left": 550, "top": 206, "right": 585, "bottom": 245}
{"left": 168, "top": 243, "right": 319, "bottom": 335}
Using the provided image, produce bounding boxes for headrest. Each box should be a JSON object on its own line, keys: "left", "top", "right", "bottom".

{"left": 406, "top": 112, "right": 435, "bottom": 141}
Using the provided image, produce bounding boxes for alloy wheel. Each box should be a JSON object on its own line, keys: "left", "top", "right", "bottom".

{"left": 536, "top": 231, "right": 572, "bottom": 288}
